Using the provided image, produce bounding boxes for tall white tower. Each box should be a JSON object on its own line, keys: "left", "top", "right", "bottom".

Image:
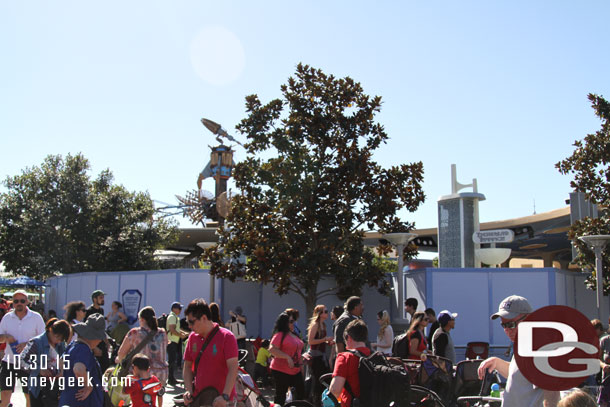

{"left": 437, "top": 165, "right": 485, "bottom": 268}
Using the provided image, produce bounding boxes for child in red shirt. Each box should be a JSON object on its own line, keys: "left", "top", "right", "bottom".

{"left": 122, "top": 353, "right": 165, "bottom": 407}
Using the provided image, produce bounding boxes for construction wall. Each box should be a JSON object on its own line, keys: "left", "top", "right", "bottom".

{"left": 46, "top": 267, "right": 601, "bottom": 348}
{"left": 46, "top": 269, "right": 393, "bottom": 341}
{"left": 405, "top": 267, "right": 603, "bottom": 350}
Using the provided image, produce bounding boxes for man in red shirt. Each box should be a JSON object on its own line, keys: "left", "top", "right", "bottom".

{"left": 329, "top": 319, "right": 370, "bottom": 407}
{"left": 183, "top": 299, "right": 239, "bottom": 407}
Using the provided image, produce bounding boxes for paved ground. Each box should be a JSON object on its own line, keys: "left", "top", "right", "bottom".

{"left": 6, "top": 381, "right": 186, "bottom": 407}
{"left": 7, "top": 370, "right": 276, "bottom": 407}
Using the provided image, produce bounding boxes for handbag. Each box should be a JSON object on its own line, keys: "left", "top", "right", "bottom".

{"left": 118, "top": 329, "right": 157, "bottom": 377}
{"left": 190, "top": 387, "right": 220, "bottom": 407}
{"left": 189, "top": 325, "right": 220, "bottom": 406}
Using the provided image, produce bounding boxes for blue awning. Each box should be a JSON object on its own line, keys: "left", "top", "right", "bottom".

{"left": 0, "top": 277, "right": 45, "bottom": 287}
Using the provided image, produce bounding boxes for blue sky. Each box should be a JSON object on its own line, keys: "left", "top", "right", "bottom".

{"left": 1, "top": 1, "right": 609, "bottom": 232}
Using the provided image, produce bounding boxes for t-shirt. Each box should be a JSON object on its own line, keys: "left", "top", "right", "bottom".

{"left": 85, "top": 305, "right": 104, "bottom": 321}
{"left": 255, "top": 347, "right": 271, "bottom": 367}
{"left": 376, "top": 325, "right": 394, "bottom": 355}
{"left": 332, "top": 347, "right": 371, "bottom": 407}
{"left": 123, "top": 328, "right": 168, "bottom": 377}
{"left": 166, "top": 312, "right": 180, "bottom": 343}
{"left": 333, "top": 312, "right": 358, "bottom": 346}
{"left": 503, "top": 356, "right": 545, "bottom": 407}
{"left": 123, "top": 375, "right": 163, "bottom": 407}
{"left": 432, "top": 328, "right": 456, "bottom": 363}
{"left": 58, "top": 341, "right": 104, "bottom": 407}
{"left": 0, "top": 308, "right": 45, "bottom": 364}
{"left": 184, "top": 324, "right": 238, "bottom": 399}
{"left": 408, "top": 330, "right": 427, "bottom": 358}
{"left": 269, "top": 332, "right": 303, "bottom": 375}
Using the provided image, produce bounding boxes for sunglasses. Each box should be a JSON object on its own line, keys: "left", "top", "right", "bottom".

{"left": 322, "top": 310, "right": 328, "bottom": 314}
{"left": 501, "top": 316, "right": 527, "bottom": 329}
{"left": 187, "top": 318, "right": 197, "bottom": 326}
{"left": 13, "top": 299, "right": 26, "bottom": 304}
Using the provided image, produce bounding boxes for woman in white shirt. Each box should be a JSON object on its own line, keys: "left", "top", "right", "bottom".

{"left": 372, "top": 310, "right": 394, "bottom": 355}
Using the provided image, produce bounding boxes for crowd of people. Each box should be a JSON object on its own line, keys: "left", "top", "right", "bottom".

{"left": 0, "top": 288, "right": 603, "bottom": 407}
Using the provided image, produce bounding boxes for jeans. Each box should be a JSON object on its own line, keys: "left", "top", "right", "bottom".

{"left": 310, "top": 356, "right": 330, "bottom": 407}
{"left": 167, "top": 341, "right": 181, "bottom": 381}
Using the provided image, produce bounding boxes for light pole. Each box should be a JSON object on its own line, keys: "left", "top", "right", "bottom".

{"left": 579, "top": 235, "right": 610, "bottom": 322}
{"left": 197, "top": 242, "right": 217, "bottom": 303}
{"left": 383, "top": 233, "right": 417, "bottom": 321}
{"left": 200, "top": 118, "right": 239, "bottom": 303}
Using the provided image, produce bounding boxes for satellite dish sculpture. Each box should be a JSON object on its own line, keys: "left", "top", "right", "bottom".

{"left": 197, "top": 118, "right": 239, "bottom": 225}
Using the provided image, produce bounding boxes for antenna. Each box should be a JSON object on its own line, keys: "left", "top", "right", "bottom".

{"left": 533, "top": 199, "right": 536, "bottom": 215}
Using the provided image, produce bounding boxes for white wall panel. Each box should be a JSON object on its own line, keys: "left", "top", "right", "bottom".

{"left": 179, "top": 272, "right": 209, "bottom": 307}
{"left": 146, "top": 272, "right": 176, "bottom": 317}
{"left": 430, "top": 270, "right": 489, "bottom": 346}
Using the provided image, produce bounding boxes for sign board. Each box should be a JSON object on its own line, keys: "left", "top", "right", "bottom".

{"left": 122, "top": 289, "right": 142, "bottom": 325}
{"left": 473, "top": 229, "right": 514, "bottom": 244}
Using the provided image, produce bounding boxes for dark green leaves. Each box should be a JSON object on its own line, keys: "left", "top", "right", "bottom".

{"left": 557, "top": 94, "right": 610, "bottom": 293}
{"left": 0, "top": 154, "right": 178, "bottom": 279}
{"left": 202, "top": 64, "right": 425, "bottom": 313}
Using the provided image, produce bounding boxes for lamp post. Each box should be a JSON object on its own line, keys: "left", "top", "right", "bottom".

{"left": 200, "top": 118, "right": 239, "bottom": 303}
{"left": 383, "top": 233, "right": 417, "bottom": 321}
{"left": 197, "top": 242, "right": 217, "bottom": 303}
{"left": 579, "top": 235, "right": 610, "bottom": 322}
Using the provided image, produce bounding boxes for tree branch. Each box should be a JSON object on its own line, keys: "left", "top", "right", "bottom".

{"left": 350, "top": 220, "right": 366, "bottom": 234}
{"left": 289, "top": 280, "right": 306, "bottom": 299}
{"left": 315, "top": 287, "right": 337, "bottom": 297}
{"left": 317, "top": 292, "right": 338, "bottom": 300}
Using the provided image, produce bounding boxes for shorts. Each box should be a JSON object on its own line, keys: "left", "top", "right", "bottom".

{"left": 0, "top": 361, "right": 29, "bottom": 393}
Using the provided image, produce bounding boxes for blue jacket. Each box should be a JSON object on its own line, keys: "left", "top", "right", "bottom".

{"left": 20, "top": 331, "right": 66, "bottom": 398}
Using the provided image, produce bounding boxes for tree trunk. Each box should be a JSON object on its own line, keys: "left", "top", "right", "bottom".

{"left": 304, "top": 284, "right": 319, "bottom": 323}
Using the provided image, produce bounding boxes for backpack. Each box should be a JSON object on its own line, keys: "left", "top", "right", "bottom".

{"left": 392, "top": 332, "right": 410, "bottom": 359}
{"left": 345, "top": 350, "right": 410, "bottom": 407}
{"left": 157, "top": 313, "right": 168, "bottom": 331}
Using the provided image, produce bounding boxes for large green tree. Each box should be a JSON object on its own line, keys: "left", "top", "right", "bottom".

{"left": 201, "top": 64, "right": 425, "bottom": 316}
{"left": 0, "top": 153, "right": 179, "bottom": 280}
{"left": 557, "top": 93, "right": 610, "bottom": 293}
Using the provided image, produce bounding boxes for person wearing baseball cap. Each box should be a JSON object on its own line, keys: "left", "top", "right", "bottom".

{"left": 478, "top": 295, "right": 559, "bottom": 407}
{"left": 432, "top": 310, "right": 457, "bottom": 363}
{"left": 167, "top": 301, "right": 187, "bottom": 386}
{"left": 0, "top": 289, "right": 45, "bottom": 407}
{"left": 85, "top": 289, "right": 110, "bottom": 372}
{"left": 59, "top": 314, "right": 107, "bottom": 407}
